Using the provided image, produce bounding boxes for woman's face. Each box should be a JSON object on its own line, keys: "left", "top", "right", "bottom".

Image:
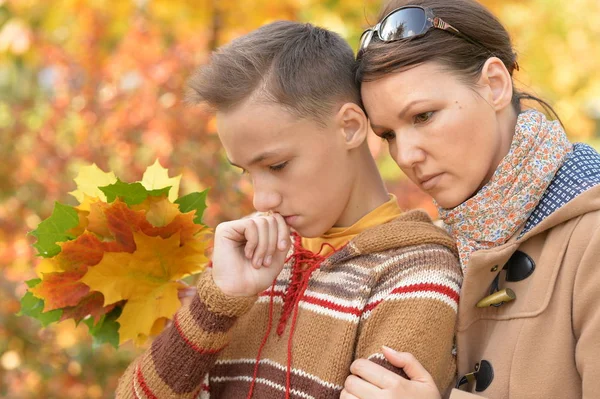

{"left": 361, "top": 62, "right": 508, "bottom": 209}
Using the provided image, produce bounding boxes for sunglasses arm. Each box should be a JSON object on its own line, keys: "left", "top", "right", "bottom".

{"left": 432, "top": 16, "right": 488, "bottom": 51}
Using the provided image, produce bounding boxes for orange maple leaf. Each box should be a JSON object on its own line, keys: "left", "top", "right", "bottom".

{"left": 79, "top": 231, "right": 208, "bottom": 345}
{"left": 86, "top": 200, "right": 112, "bottom": 238}
{"left": 32, "top": 232, "right": 109, "bottom": 312}
{"left": 143, "top": 211, "right": 204, "bottom": 243}
{"left": 59, "top": 292, "right": 120, "bottom": 325}
{"left": 87, "top": 199, "right": 152, "bottom": 252}
{"left": 54, "top": 232, "right": 107, "bottom": 271}
{"left": 30, "top": 270, "right": 90, "bottom": 312}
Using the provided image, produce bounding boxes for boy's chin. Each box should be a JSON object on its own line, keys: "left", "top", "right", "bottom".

{"left": 293, "top": 223, "right": 328, "bottom": 239}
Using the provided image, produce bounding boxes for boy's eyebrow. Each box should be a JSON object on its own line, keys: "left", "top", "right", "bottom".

{"left": 227, "top": 151, "right": 280, "bottom": 168}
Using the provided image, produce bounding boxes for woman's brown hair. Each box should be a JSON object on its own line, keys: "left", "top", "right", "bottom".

{"left": 356, "top": 0, "right": 561, "bottom": 122}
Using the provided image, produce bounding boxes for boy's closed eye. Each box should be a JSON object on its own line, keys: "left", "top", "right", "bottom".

{"left": 232, "top": 161, "right": 289, "bottom": 175}
{"left": 269, "top": 161, "right": 288, "bottom": 172}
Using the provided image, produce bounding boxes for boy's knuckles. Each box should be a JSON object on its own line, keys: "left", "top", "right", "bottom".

{"left": 350, "top": 358, "right": 370, "bottom": 374}
{"left": 344, "top": 375, "right": 362, "bottom": 391}
{"left": 383, "top": 374, "right": 402, "bottom": 389}
{"left": 399, "top": 352, "right": 415, "bottom": 364}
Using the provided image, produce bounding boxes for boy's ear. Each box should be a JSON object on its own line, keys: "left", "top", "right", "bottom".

{"left": 335, "top": 103, "right": 368, "bottom": 149}
{"left": 477, "top": 57, "right": 513, "bottom": 112}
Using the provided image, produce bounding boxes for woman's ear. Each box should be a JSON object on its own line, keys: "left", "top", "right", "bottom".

{"left": 478, "top": 57, "right": 514, "bottom": 112}
{"left": 335, "top": 103, "right": 369, "bottom": 149}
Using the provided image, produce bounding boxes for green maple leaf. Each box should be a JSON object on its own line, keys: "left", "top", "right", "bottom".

{"left": 30, "top": 203, "right": 79, "bottom": 258}
{"left": 83, "top": 306, "right": 122, "bottom": 349}
{"left": 18, "top": 279, "right": 63, "bottom": 326}
{"left": 99, "top": 179, "right": 171, "bottom": 206}
{"left": 175, "top": 189, "right": 209, "bottom": 225}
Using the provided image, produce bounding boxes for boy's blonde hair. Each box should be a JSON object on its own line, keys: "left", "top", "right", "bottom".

{"left": 186, "top": 21, "right": 360, "bottom": 124}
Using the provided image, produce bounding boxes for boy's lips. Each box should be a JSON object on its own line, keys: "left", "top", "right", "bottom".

{"left": 283, "top": 215, "right": 298, "bottom": 225}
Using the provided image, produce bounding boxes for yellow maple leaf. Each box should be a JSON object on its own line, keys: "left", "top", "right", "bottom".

{"left": 79, "top": 232, "right": 208, "bottom": 345}
{"left": 141, "top": 160, "right": 181, "bottom": 202}
{"left": 131, "top": 317, "right": 170, "bottom": 346}
{"left": 150, "top": 317, "right": 168, "bottom": 336}
{"left": 69, "top": 164, "right": 117, "bottom": 204}
{"left": 118, "top": 288, "right": 181, "bottom": 346}
{"left": 131, "top": 195, "right": 180, "bottom": 227}
{"left": 75, "top": 194, "right": 99, "bottom": 213}
{"left": 36, "top": 258, "right": 59, "bottom": 277}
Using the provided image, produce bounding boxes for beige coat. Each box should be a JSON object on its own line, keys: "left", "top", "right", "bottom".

{"left": 449, "top": 184, "right": 600, "bottom": 399}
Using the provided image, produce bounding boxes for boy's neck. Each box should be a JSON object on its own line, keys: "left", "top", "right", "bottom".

{"left": 333, "top": 144, "right": 390, "bottom": 228}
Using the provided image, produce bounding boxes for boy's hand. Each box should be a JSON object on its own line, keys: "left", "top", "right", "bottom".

{"left": 211, "top": 213, "right": 291, "bottom": 297}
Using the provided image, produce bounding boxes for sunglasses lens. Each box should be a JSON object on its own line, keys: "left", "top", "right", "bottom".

{"left": 380, "top": 7, "right": 427, "bottom": 41}
{"left": 359, "top": 30, "right": 374, "bottom": 51}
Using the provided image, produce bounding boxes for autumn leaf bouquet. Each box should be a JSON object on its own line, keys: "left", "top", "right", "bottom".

{"left": 19, "top": 161, "right": 212, "bottom": 348}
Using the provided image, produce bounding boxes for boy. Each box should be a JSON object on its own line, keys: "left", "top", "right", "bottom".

{"left": 117, "top": 21, "right": 461, "bottom": 398}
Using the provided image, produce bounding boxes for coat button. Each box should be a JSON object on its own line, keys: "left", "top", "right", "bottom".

{"left": 475, "top": 360, "right": 494, "bottom": 392}
{"left": 504, "top": 250, "right": 536, "bottom": 282}
{"left": 455, "top": 360, "right": 495, "bottom": 392}
{"left": 476, "top": 288, "right": 516, "bottom": 308}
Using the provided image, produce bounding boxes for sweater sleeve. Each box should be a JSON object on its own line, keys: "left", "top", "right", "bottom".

{"left": 116, "top": 270, "right": 257, "bottom": 399}
{"left": 572, "top": 224, "right": 600, "bottom": 398}
{"left": 354, "top": 243, "right": 462, "bottom": 393}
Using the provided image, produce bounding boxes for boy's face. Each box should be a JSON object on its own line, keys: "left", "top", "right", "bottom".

{"left": 216, "top": 100, "right": 356, "bottom": 238}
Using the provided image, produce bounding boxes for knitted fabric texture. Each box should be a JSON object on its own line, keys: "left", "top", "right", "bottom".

{"left": 438, "top": 110, "right": 572, "bottom": 268}
{"left": 116, "top": 210, "right": 462, "bottom": 399}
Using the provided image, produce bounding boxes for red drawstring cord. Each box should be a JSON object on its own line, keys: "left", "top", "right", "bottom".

{"left": 276, "top": 235, "right": 332, "bottom": 336}
{"left": 247, "top": 233, "right": 336, "bottom": 399}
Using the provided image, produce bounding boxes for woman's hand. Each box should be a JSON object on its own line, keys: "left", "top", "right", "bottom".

{"left": 211, "top": 213, "right": 291, "bottom": 297}
{"left": 340, "top": 346, "right": 441, "bottom": 399}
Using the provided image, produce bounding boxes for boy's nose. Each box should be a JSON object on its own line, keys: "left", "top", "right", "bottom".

{"left": 253, "top": 189, "right": 282, "bottom": 213}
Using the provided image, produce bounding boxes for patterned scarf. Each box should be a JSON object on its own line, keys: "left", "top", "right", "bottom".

{"left": 438, "top": 110, "right": 573, "bottom": 269}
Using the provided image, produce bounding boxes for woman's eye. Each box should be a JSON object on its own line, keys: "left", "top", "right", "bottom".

{"left": 414, "top": 111, "right": 434, "bottom": 124}
{"left": 269, "top": 161, "right": 288, "bottom": 172}
{"left": 380, "top": 131, "right": 396, "bottom": 142}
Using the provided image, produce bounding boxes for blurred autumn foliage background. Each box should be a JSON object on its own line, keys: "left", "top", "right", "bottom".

{"left": 0, "top": 0, "right": 598, "bottom": 397}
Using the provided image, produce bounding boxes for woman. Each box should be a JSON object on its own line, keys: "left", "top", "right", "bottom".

{"left": 341, "top": 0, "right": 600, "bottom": 398}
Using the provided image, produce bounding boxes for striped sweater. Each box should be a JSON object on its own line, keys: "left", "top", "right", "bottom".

{"left": 117, "top": 210, "right": 462, "bottom": 398}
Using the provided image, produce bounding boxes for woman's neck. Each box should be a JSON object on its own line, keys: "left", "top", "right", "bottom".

{"left": 477, "top": 105, "right": 520, "bottom": 191}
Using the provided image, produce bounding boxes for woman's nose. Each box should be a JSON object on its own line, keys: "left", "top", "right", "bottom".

{"left": 391, "top": 136, "right": 426, "bottom": 169}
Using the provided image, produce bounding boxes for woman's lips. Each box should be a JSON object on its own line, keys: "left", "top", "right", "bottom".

{"left": 420, "top": 173, "right": 443, "bottom": 190}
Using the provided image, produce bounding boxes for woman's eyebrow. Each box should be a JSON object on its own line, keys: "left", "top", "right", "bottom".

{"left": 396, "top": 99, "right": 429, "bottom": 119}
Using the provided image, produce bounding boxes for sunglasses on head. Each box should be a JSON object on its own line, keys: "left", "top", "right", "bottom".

{"left": 358, "top": 5, "right": 485, "bottom": 53}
